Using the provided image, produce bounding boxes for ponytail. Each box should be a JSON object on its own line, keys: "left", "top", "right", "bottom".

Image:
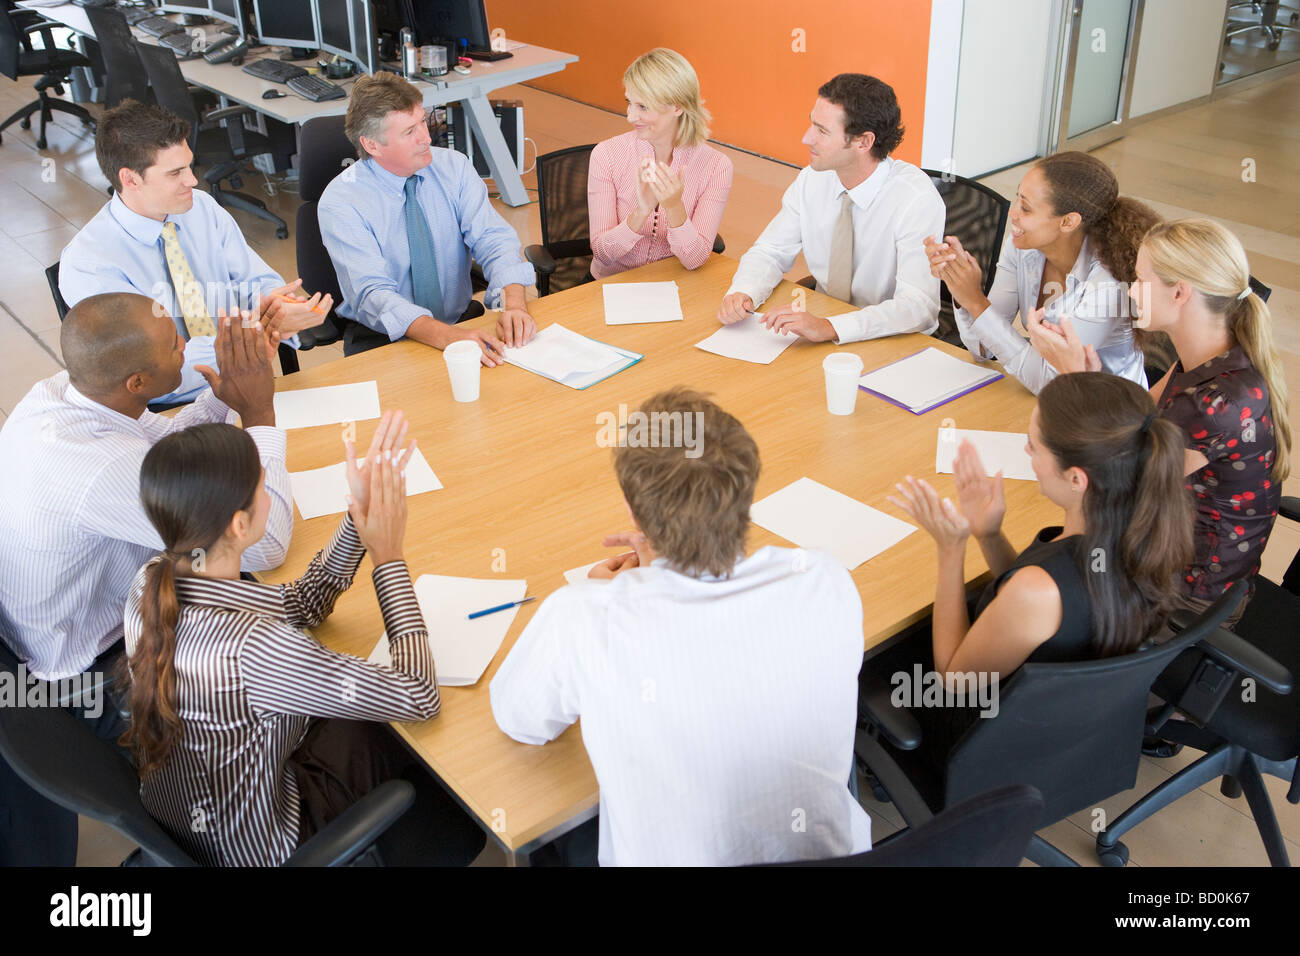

{"left": 1090, "top": 195, "right": 1160, "bottom": 286}
{"left": 120, "top": 554, "right": 184, "bottom": 776}
{"left": 1233, "top": 291, "right": 1291, "bottom": 481}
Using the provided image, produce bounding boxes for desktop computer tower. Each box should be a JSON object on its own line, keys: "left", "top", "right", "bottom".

{"left": 436, "top": 99, "right": 525, "bottom": 177}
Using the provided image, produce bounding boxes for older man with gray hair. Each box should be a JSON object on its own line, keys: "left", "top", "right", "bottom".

{"left": 318, "top": 71, "right": 537, "bottom": 361}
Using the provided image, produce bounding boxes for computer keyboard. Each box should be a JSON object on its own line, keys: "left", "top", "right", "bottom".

{"left": 241, "top": 58, "right": 309, "bottom": 83}
{"left": 160, "top": 30, "right": 199, "bottom": 58}
{"left": 136, "top": 16, "right": 184, "bottom": 38}
{"left": 286, "top": 74, "right": 347, "bottom": 102}
{"left": 122, "top": 8, "right": 155, "bottom": 26}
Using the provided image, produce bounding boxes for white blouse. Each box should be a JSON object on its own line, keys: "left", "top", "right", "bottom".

{"left": 954, "top": 233, "right": 1146, "bottom": 393}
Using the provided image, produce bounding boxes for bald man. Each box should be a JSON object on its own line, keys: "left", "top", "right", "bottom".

{"left": 0, "top": 293, "right": 293, "bottom": 685}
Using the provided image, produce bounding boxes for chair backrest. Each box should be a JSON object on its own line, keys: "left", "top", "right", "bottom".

{"left": 535, "top": 144, "right": 596, "bottom": 292}
{"left": 943, "top": 589, "right": 1242, "bottom": 822}
{"left": 1249, "top": 274, "right": 1271, "bottom": 302}
{"left": 46, "top": 260, "right": 70, "bottom": 322}
{"left": 134, "top": 41, "right": 199, "bottom": 147}
{"left": 295, "top": 116, "right": 356, "bottom": 342}
{"left": 0, "top": 639, "right": 196, "bottom": 867}
{"left": 0, "top": 8, "right": 21, "bottom": 81}
{"left": 84, "top": 6, "right": 152, "bottom": 109}
{"left": 923, "top": 170, "right": 1010, "bottom": 343}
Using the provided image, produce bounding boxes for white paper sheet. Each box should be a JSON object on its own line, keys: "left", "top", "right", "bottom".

{"left": 562, "top": 561, "right": 603, "bottom": 585}
{"left": 602, "top": 281, "right": 684, "bottom": 325}
{"left": 273, "top": 381, "right": 381, "bottom": 430}
{"left": 694, "top": 313, "right": 799, "bottom": 365}
{"left": 502, "top": 324, "right": 640, "bottom": 390}
{"left": 935, "top": 428, "right": 1036, "bottom": 482}
{"left": 858, "top": 347, "right": 1001, "bottom": 413}
{"left": 288, "top": 447, "right": 442, "bottom": 520}
{"left": 367, "top": 575, "right": 527, "bottom": 686}
{"left": 749, "top": 477, "right": 916, "bottom": 570}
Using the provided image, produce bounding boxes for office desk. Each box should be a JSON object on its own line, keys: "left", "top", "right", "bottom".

{"left": 263, "top": 254, "right": 1054, "bottom": 863}
{"left": 16, "top": 2, "right": 576, "bottom": 205}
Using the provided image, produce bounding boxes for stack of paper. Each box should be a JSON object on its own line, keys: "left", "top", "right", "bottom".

{"left": 368, "top": 575, "right": 527, "bottom": 686}
{"left": 694, "top": 313, "right": 799, "bottom": 365}
{"left": 288, "top": 447, "right": 442, "bottom": 520}
{"left": 935, "top": 428, "right": 1035, "bottom": 481}
{"left": 602, "top": 281, "right": 684, "bottom": 325}
{"left": 749, "top": 477, "right": 916, "bottom": 570}
{"left": 273, "top": 381, "right": 381, "bottom": 430}
{"left": 503, "top": 323, "right": 642, "bottom": 390}
{"left": 858, "top": 347, "right": 1002, "bottom": 414}
{"left": 563, "top": 561, "right": 603, "bottom": 584}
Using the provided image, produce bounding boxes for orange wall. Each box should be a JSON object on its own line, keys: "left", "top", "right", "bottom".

{"left": 487, "top": 0, "right": 933, "bottom": 167}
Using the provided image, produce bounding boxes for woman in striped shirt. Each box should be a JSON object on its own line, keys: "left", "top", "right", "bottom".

{"left": 120, "top": 414, "right": 483, "bottom": 866}
{"left": 588, "top": 48, "right": 733, "bottom": 279}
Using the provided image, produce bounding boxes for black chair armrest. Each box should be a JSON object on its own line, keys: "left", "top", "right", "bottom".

{"left": 281, "top": 779, "right": 414, "bottom": 866}
{"left": 858, "top": 669, "right": 923, "bottom": 750}
{"left": 204, "top": 105, "right": 253, "bottom": 124}
{"left": 797, "top": 275, "right": 816, "bottom": 290}
{"left": 853, "top": 728, "right": 934, "bottom": 827}
{"left": 1279, "top": 496, "right": 1300, "bottom": 523}
{"left": 524, "top": 243, "right": 557, "bottom": 277}
{"left": 1198, "top": 626, "right": 1293, "bottom": 696}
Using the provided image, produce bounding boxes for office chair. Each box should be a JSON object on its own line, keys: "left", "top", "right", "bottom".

{"left": 0, "top": 634, "right": 417, "bottom": 866}
{"left": 0, "top": 7, "right": 94, "bottom": 150}
{"left": 524, "top": 143, "right": 726, "bottom": 297}
{"left": 136, "top": 42, "right": 289, "bottom": 240}
{"left": 796, "top": 170, "right": 1008, "bottom": 346}
{"left": 1141, "top": 275, "right": 1271, "bottom": 387}
{"left": 82, "top": 6, "right": 152, "bottom": 109}
{"left": 1096, "top": 496, "right": 1300, "bottom": 866}
{"left": 769, "top": 784, "right": 1043, "bottom": 867}
{"left": 853, "top": 587, "right": 1245, "bottom": 866}
{"left": 296, "top": 114, "right": 489, "bottom": 357}
{"left": 1226, "top": 1, "right": 1299, "bottom": 51}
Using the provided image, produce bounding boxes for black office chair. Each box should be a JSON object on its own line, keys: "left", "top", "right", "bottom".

{"left": 82, "top": 6, "right": 152, "bottom": 110}
{"left": 1096, "top": 496, "right": 1300, "bottom": 866}
{"left": 797, "top": 170, "right": 1007, "bottom": 346}
{"left": 296, "top": 114, "right": 488, "bottom": 357}
{"left": 524, "top": 143, "right": 726, "bottom": 297}
{"left": 854, "top": 587, "right": 1245, "bottom": 866}
{"left": 770, "top": 784, "right": 1043, "bottom": 867}
{"left": 45, "top": 260, "right": 70, "bottom": 321}
{"left": 0, "top": 7, "right": 94, "bottom": 150}
{"left": 0, "top": 636, "right": 417, "bottom": 867}
{"left": 1142, "top": 275, "right": 1272, "bottom": 387}
{"left": 137, "top": 42, "right": 288, "bottom": 240}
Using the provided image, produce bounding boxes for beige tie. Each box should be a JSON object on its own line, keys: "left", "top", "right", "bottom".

{"left": 160, "top": 221, "right": 216, "bottom": 338}
{"left": 827, "top": 190, "right": 855, "bottom": 303}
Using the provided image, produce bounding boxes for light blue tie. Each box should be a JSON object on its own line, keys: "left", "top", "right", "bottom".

{"left": 404, "top": 175, "right": 447, "bottom": 322}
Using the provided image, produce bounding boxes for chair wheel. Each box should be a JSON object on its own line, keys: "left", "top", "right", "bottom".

{"left": 36, "top": 137, "right": 47, "bottom": 149}
{"left": 1268, "top": 38, "right": 1282, "bottom": 50}
{"left": 1097, "top": 841, "right": 1129, "bottom": 867}
{"left": 20, "top": 118, "right": 30, "bottom": 130}
{"left": 275, "top": 226, "right": 289, "bottom": 239}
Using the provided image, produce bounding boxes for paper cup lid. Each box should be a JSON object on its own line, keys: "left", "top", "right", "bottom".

{"left": 823, "top": 352, "right": 864, "bottom": 372}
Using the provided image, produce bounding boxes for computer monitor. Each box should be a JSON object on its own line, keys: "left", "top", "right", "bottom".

{"left": 373, "top": 0, "right": 414, "bottom": 37}
{"left": 159, "top": 0, "right": 211, "bottom": 23}
{"left": 252, "top": 0, "right": 318, "bottom": 53}
{"left": 349, "top": 0, "right": 378, "bottom": 74}
{"left": 313, "top": 0, "right": 352, "bottom": 60}
{"left": 207, "top": 0, "right": 245, "bottom": 31}
{"left": 410, "top": 0, "right": 491, "bottom": 53}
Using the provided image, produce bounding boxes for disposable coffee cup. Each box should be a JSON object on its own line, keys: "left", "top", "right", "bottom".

{"left": 444, "top": 340, "right": 482, "bottom": 402}
{"left": 823, "top": 352, "right": 864, "bottom": 415}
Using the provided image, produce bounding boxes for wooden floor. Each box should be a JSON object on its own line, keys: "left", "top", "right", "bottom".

{"left": 2, "top": 59, "right": 1298, "bottom": 868}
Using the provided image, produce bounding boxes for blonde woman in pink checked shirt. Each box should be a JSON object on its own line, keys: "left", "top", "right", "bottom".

{"left": 588, "top": 48, "right": 733, "bottom": 279}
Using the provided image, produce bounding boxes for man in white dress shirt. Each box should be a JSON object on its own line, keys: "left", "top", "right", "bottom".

{"left": 491, "top": 388, "right": 872, "bottom": 866}
{"left": 718, "top": 74, "right": 944, "bottom": 343}
{"left": 0, "top": 293, "right": 293, "bottom": 686}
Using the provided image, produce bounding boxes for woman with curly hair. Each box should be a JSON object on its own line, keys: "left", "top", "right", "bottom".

{"left": 925, "top": 151, "right": 1158, "bottom": 393}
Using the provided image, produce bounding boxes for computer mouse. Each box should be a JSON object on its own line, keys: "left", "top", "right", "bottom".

{"left": 262, "top": 89, "right": 285, "bottom": 99}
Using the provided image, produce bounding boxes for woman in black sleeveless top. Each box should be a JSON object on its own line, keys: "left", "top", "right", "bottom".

{"left": 881, "top": 372, "right": 1194, "bottom": 757}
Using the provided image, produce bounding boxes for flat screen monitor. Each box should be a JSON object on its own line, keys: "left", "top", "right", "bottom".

{"left": 252, "top": 0, "right": 318, "bottom": 49}
{"left": 313, "top": 0, "right": 352, "bottom": 60}
{"left": 373, "top": 0, "right": 414, "bottom": 36}
{"left": 349, "top": 0, "right": 378, "bottom": 74}
{"left": 208, "top": 0, "right": 244, "bottom": 30}
{"left": 410, "top": 0, "right": 490, "bottom": 51}
{"left": 159, "top": 0, "right": 210, "bottom": 15}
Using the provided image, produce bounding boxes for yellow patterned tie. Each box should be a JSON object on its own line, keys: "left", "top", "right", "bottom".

{"left": 160, "top": 221, "right": 216, "bottom": 337}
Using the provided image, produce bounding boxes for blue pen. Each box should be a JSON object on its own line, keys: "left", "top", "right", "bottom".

{"left": 467, "top": 596, "right": 535, "bottom": 620}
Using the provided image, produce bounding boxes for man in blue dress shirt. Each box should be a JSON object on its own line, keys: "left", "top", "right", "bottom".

{"left": 318, "top": 72, "right": 536, "bottom": 366}
{"left": 60, "top": 101, "right": 331, "bottom": 405}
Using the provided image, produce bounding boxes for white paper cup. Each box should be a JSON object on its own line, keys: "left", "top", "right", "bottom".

{"left": 444, "top": 340, "right": 482, "bottom": 402}
{"left": 823, "top": 352, "right": 864, "bottom": 415}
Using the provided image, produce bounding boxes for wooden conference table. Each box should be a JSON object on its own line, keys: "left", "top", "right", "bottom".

{"left": 263, "top": 254, "right": 1055, "bottom": 863}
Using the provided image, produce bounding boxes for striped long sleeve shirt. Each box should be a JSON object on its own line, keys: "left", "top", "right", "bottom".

{"left": 0, "top": 372, "right": 293, "bottom": 681}
{"left": 124, "top": 515, "right": 439, "bottom": 867}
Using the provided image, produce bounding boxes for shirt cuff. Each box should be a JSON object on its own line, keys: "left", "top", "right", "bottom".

{"left": 373, "top": 561, "right": 426, "bottom": 640}
{"left": 969, "top": 306, "right": 1028, "bottom": 362}
{"left": 321, "top": 513, "right": 365, "bottom": 579}
{"left": 827, "top": 311, "right": 862, "bottom": 345}
{"left": 192, "top": 386, "right": 232, "bottom": 423}
{"left": 379, "top": 300, "right": 431, "bottom": 340}
{"left": 245, "top": 424, "right": 287, "bottom": 464}
{"left": 485, "top": 263, "right": 539, "bottom": 307}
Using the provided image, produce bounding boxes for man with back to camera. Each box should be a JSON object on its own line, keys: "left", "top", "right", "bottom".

{"left": 718, "top": 74, "right": 945, "bottom": 343}
{"left": 59, "top": 100, "right": 331, "bottom": 406}
{"left": 318, "top": 71, "right": 538, "bottom": 364}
